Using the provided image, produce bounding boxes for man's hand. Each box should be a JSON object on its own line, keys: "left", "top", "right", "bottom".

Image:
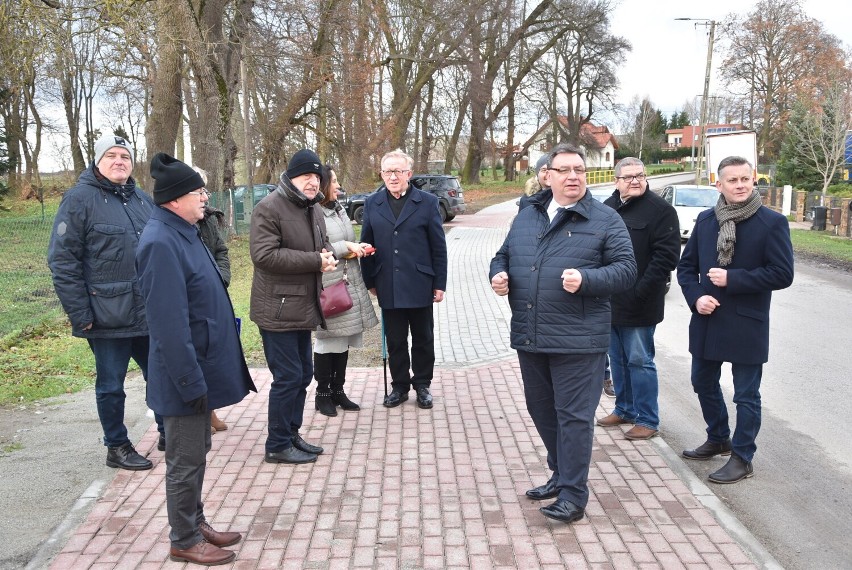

{"left": 82, "top": 323, "right": 93, "bottom": 331}
{"left": 433, "top": 290, "right": 445, "bottom": 303}
{"left": 320, "top": 249, "right": 338, "bottom": 272}
{"left": 706, "top": 267, "right": 728, "bottom": 288}
{"left": 695, "top": 295, "right": 720, "bottom": 315}
{"left": 188, "top": 394, "right": 208, "bottom": 414}
{"left": 561, "top": 268, "right": 582, "bottom": 293}
{"left": 491, "top": 272, "right": 509, "bottom": 296}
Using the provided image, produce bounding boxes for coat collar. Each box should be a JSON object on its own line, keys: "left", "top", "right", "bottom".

{"left": 151, "top": 205, "right": 200, "bottom": 242}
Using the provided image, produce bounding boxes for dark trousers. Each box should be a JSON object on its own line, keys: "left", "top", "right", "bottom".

{"left": 517, "top": 351, "right": 605, "bottom": 508}
{"left": 260, "top": 329, "right": 313, "bottom": 453}
{"left": 87, "top": 336, "right": 164, "bottom": 447}
{"left": 383, "top": 307, "right": 434, "bottom": 392}
{"left": 691, "top": 357, "right": 763, "bottom": 462}
{"left": 163, "top": 411, "right": 211, "bottom": 550}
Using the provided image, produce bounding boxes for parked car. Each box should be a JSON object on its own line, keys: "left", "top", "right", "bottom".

{"left": 212, "top": 183, "right": 276, "bottom": 221}
{"left": 659, "top": 184, "right": 719, "bottom": 241}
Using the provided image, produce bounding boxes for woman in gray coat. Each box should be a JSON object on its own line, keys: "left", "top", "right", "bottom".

{"left": 314, "top": 166, "right": 379, "bottom": 416}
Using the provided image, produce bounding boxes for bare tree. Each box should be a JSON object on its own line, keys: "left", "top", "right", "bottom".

{"left": 785, "top": 82, "right": 852, "bottom": 196}
{"left": 719, "top": 0, "right": 850, "bottom": 159}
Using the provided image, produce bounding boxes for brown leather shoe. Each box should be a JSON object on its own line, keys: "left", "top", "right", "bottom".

{"left": 169, "top": 540, "right": 235, "bottom": 565}
{"left": 624, "top": 425, "right": 659, "bottom": 440}
{"left": 596, "top": 413, "right": 633, "bottom": 427}
{"left": 200, "top": 521, "right": 241, "bottom": 547}
{"left": 211, "top": 411, "right": 228, "bottom": 432}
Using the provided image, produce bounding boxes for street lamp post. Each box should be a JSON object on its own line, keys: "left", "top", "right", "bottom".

{"left": 676, "top": 17, "right": 717, "bottom": 185}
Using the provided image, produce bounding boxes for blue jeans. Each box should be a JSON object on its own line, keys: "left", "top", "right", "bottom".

{"left": 691, "top": 357, "right": 762, "bottom": 462}
{"left": 609, "top": 326, "right": 659, "bottom": 430}
{"left": 87, "top": 336, "right": 163, "bottom": 448}
{"left": 164, "top": 411, "right": 211, "bottom": 549}
{"left": 517, "top": 351, "right": 604, "bottom": 509}
{"left": 260, "top": 329, "right": 313, "bottom": 453}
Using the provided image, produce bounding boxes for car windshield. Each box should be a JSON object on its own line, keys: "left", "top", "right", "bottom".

{"left": 675, "top": 188, "right": 718, "bottom": 208}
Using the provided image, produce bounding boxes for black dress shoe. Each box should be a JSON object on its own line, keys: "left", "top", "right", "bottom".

{"left": 292, "top": 434, "right": 324, "bottom": 455}
{"left": 525, "top": 478, "right": 558, "bottom": 501}
{"left": 106, "top": 442, "right": 153, "bottom": 471}
{"left": 264, "top": 447, "right": 317, "bottom": 464}
{"left": 415, "top": 386, "right": 433, "bottom": 409}
{"left": 383, "top": 390, "right": 409, "bottom": 408}
{"left": 157, "top": 435, "right": 166, "bottom": 452}
{"left": 708, "top": 454, "right": 753, "bottom": 484}
{"left": 682, "top": 439, "right": 732, "bottom": 460}
{"left": 540, "top": 498, "right": 585, "bottom": 524}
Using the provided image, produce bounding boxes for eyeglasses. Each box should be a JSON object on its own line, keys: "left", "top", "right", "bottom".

{"left": 187, "top": 189, "right": 210, "bottom": 197}
{"left": 381, "top": 169, "right": 410, "bottom": 178}
{"left": 547, "top": 166, "right": 586, "bottom": 175}
{"left": 615, "top": 174, "right": 647, "bottom": 182}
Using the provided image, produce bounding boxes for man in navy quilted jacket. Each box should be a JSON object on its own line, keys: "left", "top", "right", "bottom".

{"left": 489, "top": 143, "right": 636, "bottom": 524}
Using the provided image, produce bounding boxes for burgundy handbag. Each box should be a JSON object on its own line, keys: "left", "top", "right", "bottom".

{"left": 320, "top": 261, "right": 353, "bottom": 318}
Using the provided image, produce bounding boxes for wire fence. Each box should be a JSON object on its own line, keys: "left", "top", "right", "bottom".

{"left": 0, "top": 211, "right": 63, "bottom": 338}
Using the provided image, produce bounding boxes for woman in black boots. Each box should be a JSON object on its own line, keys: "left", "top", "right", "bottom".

{"left": 314, "top": 166, "right": 378, "bottom": 416}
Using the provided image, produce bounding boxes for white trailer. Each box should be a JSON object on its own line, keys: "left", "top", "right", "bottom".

{"left": 705, "top": 130, "right": 758, "bottom": 184}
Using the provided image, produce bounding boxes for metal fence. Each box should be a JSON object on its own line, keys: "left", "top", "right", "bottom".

{"left": 0, "top": 211, "right": 63, "bottom": 338}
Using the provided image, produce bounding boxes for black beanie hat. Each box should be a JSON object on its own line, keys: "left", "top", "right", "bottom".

{"left": 285, "top": 149, "right": 323, "bottom": 180}
{"left": 151, "top": 153, "right": 205, "bottom": 205}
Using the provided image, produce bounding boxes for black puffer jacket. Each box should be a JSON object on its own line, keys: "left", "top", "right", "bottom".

{"left": 604, "top": 189, "right": 681, "bottom": 327}
{"left": 490, "top": 189, "right": 637, "bottom": 354}
{"left": 48, "top": 165, "right": 152, "bottom": 338}
{"left": 489, "top": 190, "right": 636, "bottom": 354}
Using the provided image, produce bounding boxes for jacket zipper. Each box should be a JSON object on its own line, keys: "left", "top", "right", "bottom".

{"left": 275, "top": 297, "right": 286, "bottom": 319}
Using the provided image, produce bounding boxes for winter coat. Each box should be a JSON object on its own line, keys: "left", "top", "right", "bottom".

{"left": 136, "top": 206, "right": 256, "bottom": 416}
{"left": 677, "top": 206, "right": 794, "bottom": 364}
{"left": 249, "top": 178, "right": 330, "bottom": 332}
{"left": 47, "top": 165, "right": 152, "bottom": 338}
{"left": 604, "top": 189, "right": 681, "bottom": 327}
{"left": 489, "top": 189, "right": 637, "bottom": 354}
{"left": 198, "top": 206, "right": 231, "bottom": 286}
{"left": 316, "top": 202, "right": 379, "bottom": 339}
{"left": 360, "top": 185, "right": 448, "bottom": 309}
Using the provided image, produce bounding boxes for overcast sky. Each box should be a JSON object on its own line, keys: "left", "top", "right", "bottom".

{"left": 607, "top": 0, "right": 852, "bottom": 124}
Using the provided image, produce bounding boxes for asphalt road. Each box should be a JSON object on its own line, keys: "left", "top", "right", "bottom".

{"left": 655, "top": 256, "right": 852, "bottom": 569}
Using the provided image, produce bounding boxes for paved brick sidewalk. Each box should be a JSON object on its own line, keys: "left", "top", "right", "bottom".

{"left": 48, "top": 199, "right": 760, "bottom": 569}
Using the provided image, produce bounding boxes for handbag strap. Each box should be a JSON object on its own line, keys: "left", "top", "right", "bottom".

{"left": 342, "top": 259, "right": 349, "bottom": 284}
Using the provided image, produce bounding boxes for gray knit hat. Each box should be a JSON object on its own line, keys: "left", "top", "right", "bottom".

{"left": 93, "top": 134, "right": 134, "bottom": 166}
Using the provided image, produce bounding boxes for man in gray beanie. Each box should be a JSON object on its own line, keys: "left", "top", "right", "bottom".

{"left": 48, "top": 133, "right": 164, "bottom": 471}
{"left": 138, "top": 152, "right": 256, "bottom": 565}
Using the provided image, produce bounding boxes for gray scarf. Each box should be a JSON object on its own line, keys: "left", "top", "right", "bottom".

{"left": 714, "top": 190, "right": 763, "bottom": 266}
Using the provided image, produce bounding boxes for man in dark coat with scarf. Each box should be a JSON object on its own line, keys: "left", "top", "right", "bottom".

{"left": 490, "top": 143, "right": 636, "bottom": 524}
{"left": 136, "top": 153, "right": 257, "bottom": 566}
{"left": 677, "top": 155, "right": 793, "bottom": 484}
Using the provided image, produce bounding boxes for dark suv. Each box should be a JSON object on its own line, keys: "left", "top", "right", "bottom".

{"left": 342, "top": 174, "right": 466, "bottom": 224}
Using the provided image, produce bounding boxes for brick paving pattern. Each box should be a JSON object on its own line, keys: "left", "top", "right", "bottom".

{"left": 49, "top": 199, "right": 757, "bottom": 569}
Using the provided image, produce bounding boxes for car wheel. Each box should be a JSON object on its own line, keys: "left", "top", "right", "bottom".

{"left": 353, "top": 205, "right": 364, "bottom": 225}
{"left": 445, "top": 213, "right": 455, "bottom": 222}
{"left": 439, "top": 204, "right": 449, "bottom": 223}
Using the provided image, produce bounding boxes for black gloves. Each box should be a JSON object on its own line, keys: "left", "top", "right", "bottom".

{"left": 188, "top": 394, "right": 208, "bottom": 414}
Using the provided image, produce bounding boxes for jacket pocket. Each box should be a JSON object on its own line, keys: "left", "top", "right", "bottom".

{"left": 736, "top": 305, "right": 767, "bottom": 322}
{"left": 89, "top": 282, "right": 135, "bottom": 329}
{"left": 190, "top": 318, "right": 214, "bottom": 360}
{"left": 415, "top": 263, "right": 436, "bottom": 277}
{"left": 272, "top": 283, "right": 307, "bottom": 320}
{"left": 89, "top": 224, "right": 126, "bottom": 261}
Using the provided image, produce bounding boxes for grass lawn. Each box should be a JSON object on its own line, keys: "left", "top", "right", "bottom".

{"left": 790, "top": 229, "right": 852, "bottom": 264}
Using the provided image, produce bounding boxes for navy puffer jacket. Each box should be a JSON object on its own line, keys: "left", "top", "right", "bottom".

{"left": 48, "top": 165, "right": 152, "bottom": 338}
{"left": 490, "top": 189, "right": 637, "bottom": 354}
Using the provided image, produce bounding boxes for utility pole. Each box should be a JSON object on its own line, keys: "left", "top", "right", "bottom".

{"left": 676, "top": 18, "right": 717, "bottom": 184}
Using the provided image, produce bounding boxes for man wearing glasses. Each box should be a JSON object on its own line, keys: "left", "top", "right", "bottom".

{"left": 137, "top": 153, "right": 256, "bottom": 565}
{"left": 361, "top": 149, "right": 448, "bottom": 409}
{"left": 490, "top": 143, "right": 636, "bottom": 524}
{"left": 598, "top": 158, "right": 680, "bottom": 441}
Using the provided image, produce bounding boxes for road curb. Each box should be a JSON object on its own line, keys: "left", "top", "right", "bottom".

{"left": 651, "top": 436, "right": 784, "bottom": 569}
